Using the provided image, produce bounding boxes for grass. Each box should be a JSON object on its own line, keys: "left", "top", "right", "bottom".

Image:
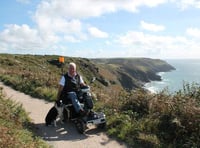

{"left": 0, "top": 87, "right": 51, "bottom": 148}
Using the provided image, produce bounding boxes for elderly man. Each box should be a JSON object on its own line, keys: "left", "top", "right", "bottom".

{"left": 57, "top": 62, "right": 85, "bottom": 115}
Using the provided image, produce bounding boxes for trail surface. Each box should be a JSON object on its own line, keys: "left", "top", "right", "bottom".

{"left": 0, "top": 82, "right": 127, "bottom": 148}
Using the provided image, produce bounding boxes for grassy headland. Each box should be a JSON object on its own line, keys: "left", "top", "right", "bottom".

{"left": 0, "top": 54, "right": 199, "bottom": 147}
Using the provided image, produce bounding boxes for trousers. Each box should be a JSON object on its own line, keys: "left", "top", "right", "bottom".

{"left": 67, "top": 92, "right": 82, "bottom": 113}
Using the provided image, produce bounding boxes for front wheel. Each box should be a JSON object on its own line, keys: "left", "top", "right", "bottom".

{"left": 75, "top": 119, "right": 86, "bottom": 134}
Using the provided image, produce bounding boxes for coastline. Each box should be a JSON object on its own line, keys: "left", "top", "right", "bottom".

{"left": 143, "top": 71, "right": 174, "bottom": 93}
{"left": 144, "top": 59, "right": 200, "bottom": 93}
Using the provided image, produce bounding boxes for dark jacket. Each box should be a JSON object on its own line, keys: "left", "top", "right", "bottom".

{"left": 60, "top": 73, "right": 81, "bottom": 101}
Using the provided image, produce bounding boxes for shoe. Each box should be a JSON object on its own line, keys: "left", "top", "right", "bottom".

{"left": 87, "top": 111, "right": 98, "bottom": 120}
{"left": 89, "top": 111, "right": 95, "bottom": 116}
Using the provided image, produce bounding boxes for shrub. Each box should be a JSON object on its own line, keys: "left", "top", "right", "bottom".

{"left": 0, "top": 88, "right": 50, "bottom": 148}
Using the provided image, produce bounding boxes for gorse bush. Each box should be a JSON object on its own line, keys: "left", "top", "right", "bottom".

{"left": 104, "top": 83, "right": 200, "bottom": 147}
{"left": 120, "top": 89, "right": 150, "bottom": 119}
{"left": 151, "top": 84, "right": 200, "bottom": 147}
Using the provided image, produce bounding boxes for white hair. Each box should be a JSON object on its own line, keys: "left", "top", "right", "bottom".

{"left": 69, "top": 62, "right": 76, "bottom": 69}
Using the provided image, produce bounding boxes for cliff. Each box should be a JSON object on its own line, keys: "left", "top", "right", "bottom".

{"left": 91, "top": 58, "right": 175, "bottom": 90}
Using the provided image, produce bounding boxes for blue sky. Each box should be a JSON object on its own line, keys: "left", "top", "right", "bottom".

{"left": 1, "top": 0, "right": 200, "bottom": 59}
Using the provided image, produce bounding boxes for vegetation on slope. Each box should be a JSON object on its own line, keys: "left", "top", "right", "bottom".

{"left": 0, "top": 54, "right": 100, "bottom": 101}
{"left": 0, "top": 54, "right": 199, "bottom": 147}
{"left": 103, "top": 85, "right": 200, "bottom": 147}
{"left": 0, "top": 87, "right": 50, "bottom": 148}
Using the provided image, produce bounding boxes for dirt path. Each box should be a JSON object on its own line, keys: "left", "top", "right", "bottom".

{"left": 0, "top": 82, "right": 127, "bottom": 148}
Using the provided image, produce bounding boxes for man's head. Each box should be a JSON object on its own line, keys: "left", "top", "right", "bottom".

{"left": 68, "top": 62, "right": 76, "bottom": 76}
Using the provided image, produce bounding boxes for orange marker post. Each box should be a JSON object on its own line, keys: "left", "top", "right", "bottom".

{"left": 59, "top": 56, "right": 65, "bottom": 74}
{"left": 59, "top": 56, "right": 65, "bottom": 64}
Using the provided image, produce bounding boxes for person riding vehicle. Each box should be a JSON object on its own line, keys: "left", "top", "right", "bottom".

{"left": 56, "top": 62, "right": 86, "bottom": 116}
{"left": 46, "top": 61, "right": 106, "bottom": 133}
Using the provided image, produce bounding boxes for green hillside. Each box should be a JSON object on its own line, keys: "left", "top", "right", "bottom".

{"left": 0, "top": 54, "right": 199, "bottom": 147}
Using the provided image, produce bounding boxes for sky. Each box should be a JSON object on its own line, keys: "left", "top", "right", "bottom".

{"left": 1, "top": 0, "right": 200, "bottom": 59}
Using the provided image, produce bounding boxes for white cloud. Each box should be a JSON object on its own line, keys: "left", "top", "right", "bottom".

{"left": 117, "top": 31, "right": 188, "bottom": 47}
{"left": 88, "top": 27, "right": 108, "bottom": 38}
{"left": 0, "top": 0, "right": 171, "bottom": 53}
{"left": 116, "top": 30, "right": 200, "bottom": 59}
{"left": 1, "top": 24, "right": 38, "bottom": 46}
{"left": 31, "top": 0, "right": 171, "bottom": 44}
{"left": 172, "top": 0, "right": 200, "bottom": 10}
{"left": 0, "top": 24, "right": 55, "bottom": 51}
{"left": 140, "top": 21, "right": 165, "bottom": 32}
{"left": 186, "top": 27, "right": 200, "bottom": 38}
{"left": 34, "top": 0, "right": 167, "bottom": 19}
{"left": 64, "top": 35, "right": 80, "bottom": 43}
{"left": 32, "top": 0, "right": 159, "bottom": 42}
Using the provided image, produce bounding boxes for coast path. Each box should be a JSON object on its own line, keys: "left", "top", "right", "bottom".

{"left": 0, "top": 82, "right": 126, "bottom": 148}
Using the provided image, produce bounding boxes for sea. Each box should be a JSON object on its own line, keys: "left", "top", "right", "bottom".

{"left": 144, "top": 59, "right": 200, "bottom": 93}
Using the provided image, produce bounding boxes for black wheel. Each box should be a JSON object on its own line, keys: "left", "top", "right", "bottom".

{"left": 75, "top": 119, "right": 86, "bottom": 134}
{"left": 97, "top": 122, "right": 106, "bottom": 129}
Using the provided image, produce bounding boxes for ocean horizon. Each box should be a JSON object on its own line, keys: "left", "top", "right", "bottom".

{"left": 144, "top": 59, "right": 200, "bottom": 93}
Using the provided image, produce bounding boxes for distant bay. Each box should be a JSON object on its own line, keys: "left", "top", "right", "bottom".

{"left": 144, "top": 59, "right": 200, "bottom": 93}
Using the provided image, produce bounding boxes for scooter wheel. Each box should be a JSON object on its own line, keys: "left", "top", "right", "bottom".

{"left": 97, "top": 122, "right": 106, "bottom": 129}
{"left": 75, "top": 119, "right": 86, "bottom": 134}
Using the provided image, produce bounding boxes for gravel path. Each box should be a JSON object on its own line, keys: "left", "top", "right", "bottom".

{"left": 0, "top": 82, "right": 127, "bottom": 148}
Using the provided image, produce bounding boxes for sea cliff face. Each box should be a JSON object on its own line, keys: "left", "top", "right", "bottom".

{"left": 91, "top": 58, "right": 175, "bottom": 90}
